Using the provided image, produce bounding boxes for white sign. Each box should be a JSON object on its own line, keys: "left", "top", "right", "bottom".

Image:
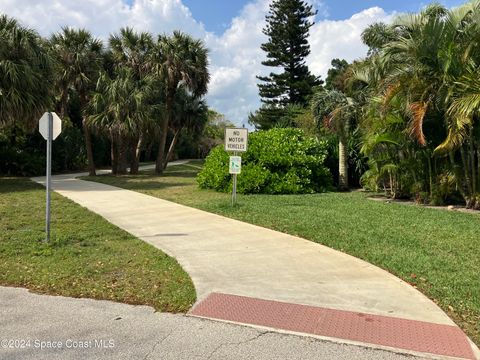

{"left": 229, "top": 156, "right": 242, "bottom": 174}
{"left": 225, "top": 128, "right": 248, "bottom": 152}
{"left": 39, "top": 112, "right": 62, "bottom": 140}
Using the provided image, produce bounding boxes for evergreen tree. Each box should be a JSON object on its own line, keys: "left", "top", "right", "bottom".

{"left": 252, "top": 0, "right": 320, "bottom": 129}
{"left": 325, "top": 59, "right": 349, "bottom": 91}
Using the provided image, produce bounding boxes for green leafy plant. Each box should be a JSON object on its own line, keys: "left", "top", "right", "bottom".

{"left": 197, "top": 128, "right": 332, "bottom": 194}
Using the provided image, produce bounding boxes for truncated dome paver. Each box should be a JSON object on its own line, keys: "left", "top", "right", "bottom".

{"left": 190, "top": 293, "right": 475, "bottom": 359}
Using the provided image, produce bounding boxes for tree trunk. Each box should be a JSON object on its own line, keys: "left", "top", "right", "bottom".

{"left": 163, "top": 128, "right": 181, "bottom": 170}
{"left": 117, "top": 135, "right": 128, "bottom": 175}
{"left": 427, "top": 154, "right": 433, "bottom": 198}
{"left": 389, "top": 172, "right": 397, "bottom": 198}
{"left": 145, "top": 142, "right": 153, "bottom": 162}
{"left": 477, "top": 148, "right": 480, "bottom": 193}
{"left": 110, "top": 132, "right": 118, "bottom": 175}
{"left": 460, "top": 146, "right": 473, "bottom": 207}
{"left": 130, "top": 136, "right": 143, "bottom": 175}
{"left": 469, "top": 127, "right": 476, "bottom": 195}
{"left": 82, "top": 118, "right": 96, "bottom": 176}
{"left": 110, "top": 130, "right": 118, "bottom": 175}
{"left": 449, "top": 151, "right": 465, "bottom": 197}
{"left": 156, "top": 90, "right": 175, "bottom": 174}
{"left": 58, "top": 91, "right": 68, "bottom": 120}
{"left": 338, "top": 137, "right": 348, "bottom": 190}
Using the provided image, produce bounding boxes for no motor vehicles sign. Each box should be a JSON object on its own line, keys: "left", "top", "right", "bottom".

{"left": 225, "top": 128, "right": 248, "bottom": 152}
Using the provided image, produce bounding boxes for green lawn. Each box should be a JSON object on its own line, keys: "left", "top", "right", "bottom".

{"left": 84, "top": 161, "right": 480, "bottom": 345}
{"left": 0, "top": 178, "right": 195, "bottom": 312}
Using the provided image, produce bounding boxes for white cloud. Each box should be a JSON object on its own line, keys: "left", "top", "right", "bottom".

{"left": 205, "top": 0, "right": 270, "bottom": 124}
{"left": 308, "top": 7, "right": 393, "bottom": 76}
{"left": 0, "top": 0, "right": 392, "bottom": 126}
{"left": 126, "top": 0, "right": 207, "bottom": 38}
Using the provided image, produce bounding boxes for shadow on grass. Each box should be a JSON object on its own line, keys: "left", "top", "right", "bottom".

{"left": 0, "top": 177, "right": 42, "bottom": 194}
{"left": 124, "top": 181, "right": 194, "bottom": 190}
{"left": 81, "top": 176, "right": 194, "bottom": 192}
{"left": 163, "top": 171, "right": 198, "bottom": 178}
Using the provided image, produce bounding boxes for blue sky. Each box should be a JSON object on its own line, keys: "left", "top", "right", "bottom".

{"left": 182, "top": 0, "right": 248, "bottom": 33}
{"left": 322, "top": 0, "right": 465, "bottom": 18}
{"left": 180, "top": 0, "right": 466, "bottom": 34}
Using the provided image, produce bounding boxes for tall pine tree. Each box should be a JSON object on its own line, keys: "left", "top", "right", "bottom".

{"left": 251, "top": 0, "right": 320, "bottom": 129}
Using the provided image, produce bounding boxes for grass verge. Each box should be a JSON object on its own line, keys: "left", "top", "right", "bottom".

{"left": 0, "top": 177, "right": 195, "bottom": 312}
{"left": 84, "top": 160, "right": 480, "bottom": 345}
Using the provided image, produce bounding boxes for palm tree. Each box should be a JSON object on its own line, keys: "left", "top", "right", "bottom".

{"left": 382, "top": 2, "right": 480, "bottom": 207}
{"left": 50, "top": 28, "right": 103, "bottom": 176}
{"left": 151, "top": 31, "right": 209, "bottom": 174}
{"left": 312, "top": 90, "right": 356, "bottom": 190}
{"left": 355, "top": 1, "right": 480, "bottom": 207}
{"left": 0, "top": 14, "right": 52, "bottom": 128}
{"left": 109, "top": 28, "right": 153, "bottom": 79}
{"left": 88, "top": 69, "right": 156, "bottom": 174}
{"left": 444, "top": 69, "right": 480, "bottom": 207}
{"left": 164, "top": 88, "right": 208, "bottom": 168}
{"left": 109, "top": 28, "right": 154, "bottom": 173}
{"left": 380, "top": 5, "right": 453, "bottom": 146}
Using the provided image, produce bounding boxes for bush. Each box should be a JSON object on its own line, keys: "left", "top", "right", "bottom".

{"left": 196, "top": 146, "right": 230, "bottom": 191}
{"left": 197, "top": 128, "right": 332, "bottom": 194}
{"left": 0, "top": 124, "right": 87, "bottom": 177}
{"left": 0, "top": 127, "right": 45, "bottom": 176}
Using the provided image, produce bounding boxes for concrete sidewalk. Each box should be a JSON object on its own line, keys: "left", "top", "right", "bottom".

{"left": 31, "top": 169, "right": 478, "bottom": 358}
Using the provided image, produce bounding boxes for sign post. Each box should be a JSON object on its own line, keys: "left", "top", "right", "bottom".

{"left": 225, "top": 128, "right": 248, "bottom": 206}
{"left": 39, "top": 112, "right": 62, "bottom": 242}
{"left": 229, "top": 155, "right": 242, "bottom": 205}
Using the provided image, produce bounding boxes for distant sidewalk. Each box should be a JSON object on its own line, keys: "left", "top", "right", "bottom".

{"left": 31, "top": 167, "right": 479, "bottom": 359}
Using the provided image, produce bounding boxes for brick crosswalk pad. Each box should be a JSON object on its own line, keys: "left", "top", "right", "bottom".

{"left": 189, "top": 293, "right": 475, "bottom": 359}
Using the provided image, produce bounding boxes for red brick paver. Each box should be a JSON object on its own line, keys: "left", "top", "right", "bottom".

{"left": 190, "top": 293, "right": 475, "bottom": 359}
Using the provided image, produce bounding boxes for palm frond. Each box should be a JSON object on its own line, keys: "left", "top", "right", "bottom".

{"left": 408, "top": 101, "right": 428, "bottom": 145}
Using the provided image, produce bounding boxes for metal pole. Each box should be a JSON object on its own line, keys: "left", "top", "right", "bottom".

{"left": 232, "top": 151, "right": 237, "bottom": 206}
{"left": 45, "top": 112, "right": 53, "bottom": 243}
{"left": 232, "top": 174, "right": 237, "bottom": 206}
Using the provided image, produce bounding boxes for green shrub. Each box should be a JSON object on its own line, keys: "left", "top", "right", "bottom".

{"left": 196, "top": 146, "right": 230, "bottom": 191}
{"left": 197, "top": 128, "right": 332, "bottom": 194}
{"left": 237, "top": 163, "right": 270, "bottom": 194}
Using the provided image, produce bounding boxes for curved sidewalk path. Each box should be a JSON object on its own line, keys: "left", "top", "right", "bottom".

{"left": 32, "top": 170, "right": 478, "bottom": 359}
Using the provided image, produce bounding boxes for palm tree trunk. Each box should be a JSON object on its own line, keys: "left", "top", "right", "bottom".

{"left": 117, "top": 135, "right": 128, "bottom": 175}
{"left": 145, "top": 141, "right": 153, "bottom": 162}
{"left": 82, "top": 118, "right": 96, "bottom": 176}
{"left": 130, "top": 136, "right": 143, "bottom": 175}
{"left": 427, "top": 154, "right": 433, "bottom": 198}
{"left": 163, "top": 128, "right": 181, "bottom": 170}
{"left": 58, "top": 91, "right": 68, "bottom": 119}
{"left": 469, "top": 127, "right": 476, "bottom": 195}
{"left": 476, "top": 147, "right": 480, "bottom": 210}
{"left": 460, "top": 146, "right": 473, "bottom": 207}
{"left": 155, "top": 119, "right": 169, "bottom": 175}
{"left": 156, "top": 91, "right": 174, "bottom": 175}
{"left": 389, "top": 172, "right": 394, "bottom": 198}
{"left": 449, "top": 151, "right": 465, "bottom": 196}
{"left": 110, "top": 132, "right": 118, "bottom": 175}
{"left": 338, "top": 137, "right": 348, "bottom": 190}
{"left": 477, "top": 148, "right": 480, "bottom": 193}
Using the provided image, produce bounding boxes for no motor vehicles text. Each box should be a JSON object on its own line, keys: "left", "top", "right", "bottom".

{"left": 225, "top": 128, "right": 248, "bottom": 152}
{"left": 226, "top": 144, "right": 246, "bottom": 150}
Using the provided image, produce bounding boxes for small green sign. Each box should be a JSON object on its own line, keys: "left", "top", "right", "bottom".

{"left": 229, "top": 156, "right": 242, "bottom": 174}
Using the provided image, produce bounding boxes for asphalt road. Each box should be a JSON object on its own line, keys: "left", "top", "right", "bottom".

{"left": 0, "top": 287, "right": 421, "bottom": 360}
